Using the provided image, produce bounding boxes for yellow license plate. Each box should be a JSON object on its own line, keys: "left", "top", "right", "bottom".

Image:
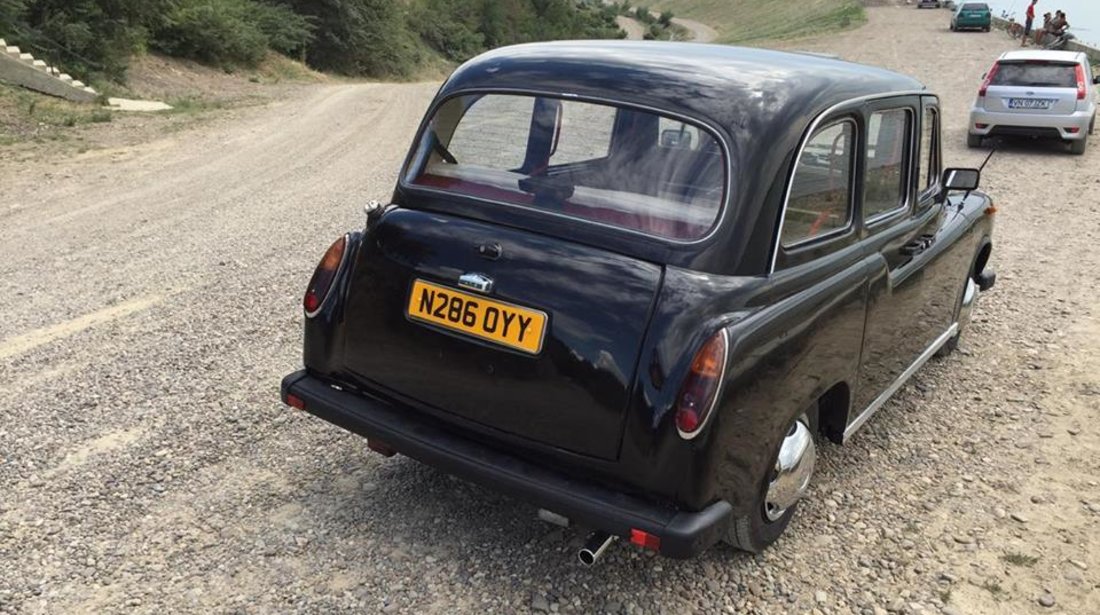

{"left": 407, "top": 279, "right": 548, "bottom": 355}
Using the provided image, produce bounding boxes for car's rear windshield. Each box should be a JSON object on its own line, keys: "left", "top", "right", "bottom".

{"left": 961, "top": 3, "right": 988, "bottom": 10}
{"left": 992, "top": 61, "right": 1077, "bottom": 87}
{"left": 403, "top": 93, "right": 728, "bottom": 241}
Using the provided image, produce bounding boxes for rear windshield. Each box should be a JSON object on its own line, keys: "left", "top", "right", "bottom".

{"left": 961, "top": 3, "right": 988, "bottom": 10}
{"left": 403, "top": 93, "right": 727, "bottom": 240}
{"left": 992, "top": 61, "right": 1077, "bottom": 88}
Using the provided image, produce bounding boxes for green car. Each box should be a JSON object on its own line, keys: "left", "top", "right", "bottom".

{"left": 951, "top": 2, "right": 992, "bottom": 31}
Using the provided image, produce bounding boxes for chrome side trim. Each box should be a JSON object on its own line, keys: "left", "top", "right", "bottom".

{"left": 842, "top": 323, "right": 958, "bottom": 442}
{"left": 769, "top": 90, "right": 932, "bottom": 274}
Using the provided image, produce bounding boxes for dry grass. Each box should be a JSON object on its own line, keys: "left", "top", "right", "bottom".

{"left": 653, "top": 0, "right": 866, "bottom": 44}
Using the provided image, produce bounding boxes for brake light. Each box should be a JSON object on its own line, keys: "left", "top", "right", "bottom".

{"left": 303, "top": 235, "right": 348, "bottom": 316}
{"left": 978, "top": 62, "right": 999, "bottom": 97}
{"left": 674, "top": 330, "right": 729, "bottom": 439}
{"left": 1076, "top": 64, "right": 1087, "bottom": 100}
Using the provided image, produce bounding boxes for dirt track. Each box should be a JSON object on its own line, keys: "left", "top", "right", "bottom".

{"left": 1, "top": 6, "right": 1098, "bottom": 615}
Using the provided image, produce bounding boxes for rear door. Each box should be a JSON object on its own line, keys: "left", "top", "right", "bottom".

{"left": 985, "top": 59, "right": 1082, "bottom": 116}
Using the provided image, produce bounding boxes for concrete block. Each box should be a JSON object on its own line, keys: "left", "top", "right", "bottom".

{"left": 19, "top": 52, "right": 32, "bottom": 61}
{"left": 0, "top": 53, "right": 97, "bottom": 102}
{"left": 59, "top": 73, "right": 73, "bottom": 83}
{"left": 0, "top": 39, "right": 6, "bottom": 48}
{"left": 5, "top": 46, "right": 19, "bottom": 56}
{"left": 32, "top": 59, "right": 47, "bottom": 70}
{"left": 108, "top": 97, "right": 173, "bottom": 112}
{"left": 71, "top": 79, "right": 84, "bottom": 88}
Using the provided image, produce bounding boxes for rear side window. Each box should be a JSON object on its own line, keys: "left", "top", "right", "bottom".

{"left": 781, "top": 120, "right": 855, "bottom": 246}
{"left": 991, "top": 62, "right": 1077, "bottom": 88}
{"left": 960, "top": 3, "right": 988, "bottom": 10}
{"left": 405, "top": 93, "right": 727, "bottom": 241}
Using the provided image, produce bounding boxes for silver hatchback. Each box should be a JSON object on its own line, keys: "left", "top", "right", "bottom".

{"left": 969, "top": 50, "right": 1099, "bottom": 154}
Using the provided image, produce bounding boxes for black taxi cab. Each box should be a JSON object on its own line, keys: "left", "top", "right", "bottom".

{"left": 281, "top": 41, "right": 996, "bottom": 561}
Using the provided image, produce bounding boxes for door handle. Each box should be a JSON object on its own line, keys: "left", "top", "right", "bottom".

{"left": 900, "top": 234, "right": 936, "bottom": 256}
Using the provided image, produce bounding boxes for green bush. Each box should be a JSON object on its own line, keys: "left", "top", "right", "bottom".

{"left": 2, "top": 0, "right": 625, "bottom": 82}
{"left": 281, "top": 0, "right": 424, "bottom": 78}
{"left": 153, "top": 0, "right": 304, "bottom": 67}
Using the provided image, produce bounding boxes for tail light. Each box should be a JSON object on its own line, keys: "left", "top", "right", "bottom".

{"left": 1076, "top": 64, "right": 1087, "bottom": 100}
{"left": 303, "top": 235, "right": 348, "bottom": 317}
{"left": 978, "top": 62, "right": 999, "bottom": 97}
{"left": 674, "top": 329, "right": 729, "bottom": 439}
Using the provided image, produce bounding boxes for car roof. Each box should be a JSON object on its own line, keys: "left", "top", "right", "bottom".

{"left": 440, "top": 41, "right": 925, "bottom": 135}
{"left": 998, "top": 49, "right": 1084, "bottom": 63}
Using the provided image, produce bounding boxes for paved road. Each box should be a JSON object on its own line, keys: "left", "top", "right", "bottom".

{"left": 1, "top": 6, "right": 1097, "bottom": 615}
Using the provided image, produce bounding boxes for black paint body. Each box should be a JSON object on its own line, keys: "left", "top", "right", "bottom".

{"left": 285, "top": 42, "right": 996, "bottom": 555}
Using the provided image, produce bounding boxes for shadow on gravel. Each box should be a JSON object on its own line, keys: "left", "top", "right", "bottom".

{"left": 973, "top": 135, "right": 1091, "bottom": 157}
{"left": 289, "top": 451, "right": 757, "bottom": 579}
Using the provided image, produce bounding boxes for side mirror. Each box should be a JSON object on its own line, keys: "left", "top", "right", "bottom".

{"left": 660, "top": 129, "right": 693, "bottom": 149}
{"left": 943, "top": 167, "right": 980, "bottom": 191}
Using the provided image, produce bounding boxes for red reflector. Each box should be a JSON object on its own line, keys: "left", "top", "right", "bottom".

{"left": 1066, "top": 127, "right": 1081, "bottom": 134}
{"left": 303, "top": 291, "right": 321, "bottom": 313}
{"left": 974, "top": 123, "right": 988, "bottom": 129}
{"left": 630, "top": 529, "right": 661, "bottom": 551}
{"left": 286, "top": 393, "right": 306, "bottom": 410}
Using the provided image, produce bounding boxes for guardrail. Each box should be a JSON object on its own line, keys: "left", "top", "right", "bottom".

{"left": 990, "top": 16, "right": 1100, "bottom": 64}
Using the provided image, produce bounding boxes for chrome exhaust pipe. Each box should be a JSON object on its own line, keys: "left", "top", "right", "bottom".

{"left": 578, "top": 531, "right": 617, "bottom": 566}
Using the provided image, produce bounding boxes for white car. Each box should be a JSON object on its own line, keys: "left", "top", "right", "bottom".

{"left": 969, "top": 50, "right": 1099, "bottom": 154}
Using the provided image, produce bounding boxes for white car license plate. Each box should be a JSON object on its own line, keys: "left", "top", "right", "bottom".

{"left": 1008, "top": 98, "right": 1057, "bottom": 110}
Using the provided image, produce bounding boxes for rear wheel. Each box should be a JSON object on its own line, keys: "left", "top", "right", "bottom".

{"left": 967, "top": 134, "right": 983, "bottom": 148}
{"left": 1070, "top": 135, "right": 1088, "bottom": 155}
{"left": 725, "top": 411, "right": 817, "bottom": 553}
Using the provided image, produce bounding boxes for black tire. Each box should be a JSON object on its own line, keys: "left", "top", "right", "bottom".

{"left": 967, "top": 134, "right": 983, "bottom": 148}
{"left": 1070, "top": 135, "right": 1087, "bottom": 155}
{"left": 724, "top": 408, "right": 817, "bottom": 553}
{"left": 1089, "top": 116, "right": 1095, "bottom": 136}
{"left": 950, "top": 22, "right": 956, "bottom": 31}
{"left": 983, "top": 26, "right": 991, "bottom": 32}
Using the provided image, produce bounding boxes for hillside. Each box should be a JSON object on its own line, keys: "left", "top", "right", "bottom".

{"left": 653, "top": 0, "right": 865, "bottom": 44}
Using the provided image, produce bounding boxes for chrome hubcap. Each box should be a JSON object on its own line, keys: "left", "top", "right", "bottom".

{"left": 764, "top": 418, "right": 816, "bottom": 522}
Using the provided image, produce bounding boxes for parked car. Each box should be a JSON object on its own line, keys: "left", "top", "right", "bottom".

{"left": 281, "top": 42, "right": 997, "bottom": 561}
{"left": 969, "top": 50, "right": 1099, "bottom": 154}
{"left": 951, "top": 2, "right": 991, "bottom": 31}
{"left": 917, "top": 0, "right": 942, "bottom": 8}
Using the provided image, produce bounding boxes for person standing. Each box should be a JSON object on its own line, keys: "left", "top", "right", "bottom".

{"left": 1021, "top": 0, "right": 1038, "bottom": 46}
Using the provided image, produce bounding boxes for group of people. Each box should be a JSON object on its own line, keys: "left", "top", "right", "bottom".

{"left": 1020, "top": 0, "right": 1071, "bottom": 48}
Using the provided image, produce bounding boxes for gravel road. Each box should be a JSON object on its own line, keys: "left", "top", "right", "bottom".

{"left": 2, "top": 6, "right": 1098, "bottom": 615}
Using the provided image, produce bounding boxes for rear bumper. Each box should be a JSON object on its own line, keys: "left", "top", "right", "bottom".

{"left": 280, "top": 370, "right": 732, "bottom": 559}
{"left": 954, "top": 19, "right": 990, "bottom": 29}
{"left": 969, "top": 107, "right": 1093, "bottom": 140}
